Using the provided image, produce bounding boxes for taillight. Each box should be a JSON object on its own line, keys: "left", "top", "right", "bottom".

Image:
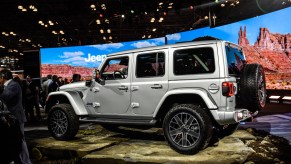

{"left": 222, "top": 82, "right": 234, "bottom": 97}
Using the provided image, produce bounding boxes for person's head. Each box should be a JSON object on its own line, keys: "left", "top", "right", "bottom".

{"left": 26, "top": 75, "right": 32, "bottom": 83}
{"left": 0, "top": 69, "right": 13, "bottom": 85}
{"left": 52, "top": 75, "right": 58, "bottom": 82}
{"left": 72, "top": 74, "right": 81, "bottom": 82}
{"left": 47, "top": 74, "right": 52, "bottom": 80}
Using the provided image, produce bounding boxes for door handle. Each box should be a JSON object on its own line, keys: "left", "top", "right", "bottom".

{"left": 118, "top": 86, "right": 128, "bottom": 91}
{"left": 151, "top": 84, "right": 163, "bottom": 89}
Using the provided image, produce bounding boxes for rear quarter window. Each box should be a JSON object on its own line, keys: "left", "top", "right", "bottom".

{"left": 173, "top": 47, "right": 215, "bottom": 75}
{"left": 225, "top": 45, "right": 246, "bottom": 76}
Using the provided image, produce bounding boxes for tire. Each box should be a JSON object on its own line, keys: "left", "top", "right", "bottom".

{"left": 47, "top": 104, "right": 79, "bottom": 140}
{"left": 163, "top": 104, "right": 213, "bottom": 155}
{"left": 239, "top": 64, "right": 266, "bottom": 113}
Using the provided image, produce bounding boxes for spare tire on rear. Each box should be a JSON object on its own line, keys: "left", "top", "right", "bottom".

{"left": 239, "top": 64, "right": 266, "bottom": 113}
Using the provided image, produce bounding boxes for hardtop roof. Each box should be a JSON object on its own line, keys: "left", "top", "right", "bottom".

{"left": 107, "top": 40, "right": 232, "bottom": 57}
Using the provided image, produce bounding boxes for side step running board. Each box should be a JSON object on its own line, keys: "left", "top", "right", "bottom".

{"left": 79, "top": 117, "right": 157, "bottom": 126}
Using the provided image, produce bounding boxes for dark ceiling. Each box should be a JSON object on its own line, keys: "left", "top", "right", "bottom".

{"left": 0, "top": 0, "right": 290, "bottom": 56}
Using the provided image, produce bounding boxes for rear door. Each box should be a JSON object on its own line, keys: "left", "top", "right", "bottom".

{"left": 130, "top": 49, "right": 168, "bottom": 115}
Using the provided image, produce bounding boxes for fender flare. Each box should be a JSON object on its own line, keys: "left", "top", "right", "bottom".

{"left": 153, "top": 89, "right": 218, "bottom": 117}
{"left": 46, "top": 91, "right": 88, "bottom": 115}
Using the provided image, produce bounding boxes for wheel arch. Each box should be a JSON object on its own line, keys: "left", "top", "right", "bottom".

{"left": 154, "top": 89, "right": 218, "bottom": 126}
{"left": 45, "top": 91, "right": 88, "bottom": 115}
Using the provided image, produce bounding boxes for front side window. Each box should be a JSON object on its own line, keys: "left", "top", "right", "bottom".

{"left": 101, "top": 57, "right": 128, "bottom": 80}
{"left": 174, "top": 47, "right": 215, "bottom": 75}
{"left": 136, "top": 52, "right": 165, "bottom": 78}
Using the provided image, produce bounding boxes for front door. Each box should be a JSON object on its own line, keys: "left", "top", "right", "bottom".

{"left": 93, "top": 55, "right": 131, "bottom": 114}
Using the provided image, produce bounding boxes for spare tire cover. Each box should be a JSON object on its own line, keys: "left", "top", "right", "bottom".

{"left": 239, "top": 64, "right": 266, "bottom": 112}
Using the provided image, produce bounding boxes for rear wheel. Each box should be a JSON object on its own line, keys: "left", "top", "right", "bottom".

{"left": 163, "top": 104, "right": 213, "bottom": 154}
{"left": 48, "top": 104, "right": 79, "bottom": 140}
{"left": 239, "top": 64, "right": 266, "bottom": 112}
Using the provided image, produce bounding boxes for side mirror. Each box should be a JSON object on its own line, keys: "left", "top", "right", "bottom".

{"left": 85, "top": 80, "right": 92, "bottom": 87}
{"left": 93, "top": 69, "right": 105, "bottom": 85}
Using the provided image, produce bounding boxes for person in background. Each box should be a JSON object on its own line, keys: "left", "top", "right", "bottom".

{"left": 71, "top": 74, "right": 81, "bottom": 83}
{"left": 24, "top": 75, "right": 41, "bottom": 122}
{"left": 48, "top": 75, "right": 59, "bottom": 94}
{"left": 0, "top": 69, "right": 31, "bottom": 164}
{"left": 41, "top": 74, "right": 52, "bottom": 100}
{"left": 57, "top": 76, "right": 64, "bottom": 86}
{"left": 64, "top": 78, "right": 70, "bottom": 84}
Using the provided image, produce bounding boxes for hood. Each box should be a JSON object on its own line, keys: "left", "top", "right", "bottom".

{"left": 59, "top": 81, "right": 87, "bottom": 91}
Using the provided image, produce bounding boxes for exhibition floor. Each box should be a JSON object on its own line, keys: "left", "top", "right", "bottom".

{"left": 23, "top": 102, "right": 291, "bottom": 163}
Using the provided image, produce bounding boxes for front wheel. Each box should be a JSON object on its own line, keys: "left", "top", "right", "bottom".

{"left": 47, "top": 104, "right": 79, "bottom": 140}
{"left": 163, "top": 104, "right": 213, "bottom": 154}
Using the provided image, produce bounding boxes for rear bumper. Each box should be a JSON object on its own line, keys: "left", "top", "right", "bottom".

{"left": 210, "top": 108, "right": 253, "bottom": 125}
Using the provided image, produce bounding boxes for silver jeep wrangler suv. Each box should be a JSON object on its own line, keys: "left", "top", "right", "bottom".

{"left": 45, "top": 40, "right": 266, "bottom": 154}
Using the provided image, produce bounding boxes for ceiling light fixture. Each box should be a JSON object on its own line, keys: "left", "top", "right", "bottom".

{"left": 90, "top": 4, "right": 96, "bottom": 9}
{"left": 101, "top": 4, "right": 106, "bottom": 10}
{"left": 18, "top": 4, "right": 38, "bottom": 12}
{"left": 100, "top": 29, "right": 104, "bottom": 34}
{"left": 2, "top": 31, "right": 16, "bottom": 36}
{"left": 39, "top": 20, "right": 55, "bottom": 27}
{"left": 107, "top": 29, "right": 111, "bottom": 33}
{"left": 96, "top": 19, "right": 101, "bottom": 24}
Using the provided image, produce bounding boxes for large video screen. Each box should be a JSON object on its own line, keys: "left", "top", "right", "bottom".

{"left": 40, "top": 38, "right": 165, "bottom": 80}
{"left": 166, "top": 7, "right": 291, "bottom": 90}
{"left": 41, "top": 7, "right": 291, "bottom": 89}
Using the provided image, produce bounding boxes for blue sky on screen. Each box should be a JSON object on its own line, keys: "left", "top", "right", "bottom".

{"left": 41, "top": 37, "right": 167, "bottom": 68}
{"left": 41, "top": 7, "right": 290, "bottom": 68}
{"left": 166, "top": 7, "right": 291, "bottom": 45}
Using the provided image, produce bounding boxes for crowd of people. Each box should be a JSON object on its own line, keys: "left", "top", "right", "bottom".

{"left": 0, "top": 70, "right": 82, "bottom": 163}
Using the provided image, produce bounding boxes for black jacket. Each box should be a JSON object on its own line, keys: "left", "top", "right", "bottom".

{"left": 0, "top": 80, "right": 27, "bottom": 124}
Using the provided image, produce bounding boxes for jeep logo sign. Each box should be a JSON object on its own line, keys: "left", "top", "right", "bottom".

{"left": 84, "top": 53, "right": 107, "bottom": 62}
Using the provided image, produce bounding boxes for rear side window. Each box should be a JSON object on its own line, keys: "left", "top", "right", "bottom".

{"left": 225, "top": 45, "right": 246, "bottom": 76}
{"left": 136, "top": 52, "right": 165, "bottom": 78}
{"left": 174, "top": 47, "right": 215, "bottom": 75}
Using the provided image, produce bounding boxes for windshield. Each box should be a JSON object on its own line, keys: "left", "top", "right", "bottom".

{"left": 225, "top": 45, "right": 246, "bottom": 76}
